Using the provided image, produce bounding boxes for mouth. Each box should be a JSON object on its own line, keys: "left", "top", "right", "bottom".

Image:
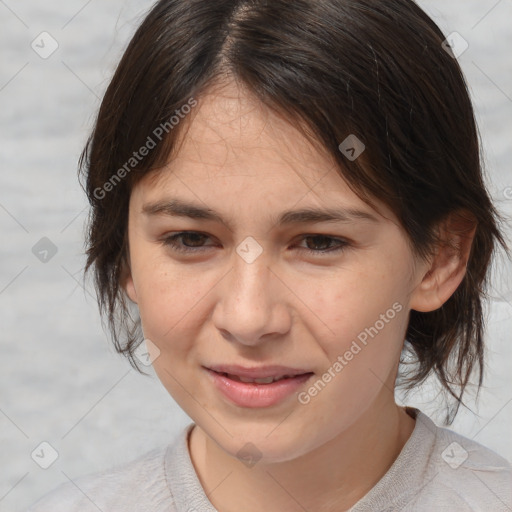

{"left": 204, "top": 365, "right": 315, "bottom": 408}
{"left": 211, "top": 371, "right": 311, "bottom": 384}
{"left": 205, "top": 363, "right": 314, "bottom": 381}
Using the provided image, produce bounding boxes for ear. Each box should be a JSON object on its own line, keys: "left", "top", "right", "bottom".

{"left": 119, "top": 255, "right": 138, "bottom": 304}
{"left": 410, "top": 210, "right": 477, "bottom": 313}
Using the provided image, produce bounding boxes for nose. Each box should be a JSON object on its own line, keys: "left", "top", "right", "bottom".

{"left": 212, "top": 249, "right": 292, "bottom": 347}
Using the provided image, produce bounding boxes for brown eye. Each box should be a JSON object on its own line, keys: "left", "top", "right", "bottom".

{"left": 163, "top": 232, "right": 214, "bottom": 253}
{"left": 296, "top": 235, "right": 348, "bottom": 255}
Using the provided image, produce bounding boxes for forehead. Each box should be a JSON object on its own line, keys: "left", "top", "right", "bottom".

{"left": 132, "top": 79, "right": 392, "bottom": 223}
{"left": 168, "top": 79, "right": 336, "bottom": 178}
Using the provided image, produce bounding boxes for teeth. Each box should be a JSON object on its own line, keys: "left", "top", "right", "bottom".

{"left": 242, "top": 376, "right": 275, "bottom": 384}
{"left": 227, "top": 373, "right": 292, "bottom": 384}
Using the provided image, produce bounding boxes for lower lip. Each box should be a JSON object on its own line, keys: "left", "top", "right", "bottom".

{"left": 205, "top": 368, "right": 313, "bottom": 408}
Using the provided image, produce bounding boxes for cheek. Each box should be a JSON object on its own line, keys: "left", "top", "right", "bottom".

{"left": 131, "top": 252, "right": 206, "bottom": 345}
{"left": 138, "top": 281, "right": 204, "bottom": 342}
{"left": 302, "top": 267, "right": 405, "bottom": 343}
{"left": 298, "top": 274, "right": 408, "bottom": 428}
{"left": 295, "top": 263, "right": 410, "bottom": 397}
{"left": 134, "top": 263, "right": 207, "bottom": 402}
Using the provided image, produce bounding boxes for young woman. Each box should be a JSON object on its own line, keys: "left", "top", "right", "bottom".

{"left": 28, "top": 0, "right": 511, "bottom": 510}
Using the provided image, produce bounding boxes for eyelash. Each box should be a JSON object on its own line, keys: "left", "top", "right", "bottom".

{"left": 161, "top": 231, "right": 349, "bottom": 256}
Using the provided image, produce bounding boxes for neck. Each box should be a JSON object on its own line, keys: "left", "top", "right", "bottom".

{"left": 188, "top": 401, "right": 416, "bottom": 512}
{"left": 189, "top": 403, "right": 415, "bottom": 512}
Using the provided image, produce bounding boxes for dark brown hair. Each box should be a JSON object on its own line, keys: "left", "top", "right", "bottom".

{"left": 79, "top": 0, "right": 509, "bottom": 423}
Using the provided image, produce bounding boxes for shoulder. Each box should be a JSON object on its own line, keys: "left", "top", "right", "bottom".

{"left": 409, "top": 412, "right": 512, "bottom": 511}
{"left": 26, "top": 447, "right": 175, "bottom": 512}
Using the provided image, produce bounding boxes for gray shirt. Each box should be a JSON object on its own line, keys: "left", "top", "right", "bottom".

{"left": 27, "top": 408, "right": 512, "bottom": 511}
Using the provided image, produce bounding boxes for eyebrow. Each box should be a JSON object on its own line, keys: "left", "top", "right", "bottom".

{"left": 141, "top": 198, "right": 380, "bottom": 229}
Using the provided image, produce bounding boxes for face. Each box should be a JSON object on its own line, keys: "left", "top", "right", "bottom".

{"left": 124, "top": 80, "right": 426, "bottom": 463}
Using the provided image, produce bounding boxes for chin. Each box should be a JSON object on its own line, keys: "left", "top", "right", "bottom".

{"left": 211, "top": 425, "right": 315, "bottom": 466}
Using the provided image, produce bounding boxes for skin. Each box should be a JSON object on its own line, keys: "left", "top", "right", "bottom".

{"left": 122, "top": 78, "right": 475, "bottom": 512}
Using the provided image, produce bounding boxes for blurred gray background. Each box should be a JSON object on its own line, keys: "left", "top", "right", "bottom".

{"left": 1, "top": 1, "right": 511, "bottom": 510}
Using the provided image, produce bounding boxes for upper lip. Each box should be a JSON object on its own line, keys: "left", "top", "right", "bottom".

{"left": 205, "top": 364, "right": 313, "bottom": 379}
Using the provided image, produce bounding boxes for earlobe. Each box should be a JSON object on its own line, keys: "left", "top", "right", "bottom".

{"left": 124, "top": 275, "right": 138, "bottom": 304}
{"left": 120, "top": 262, "right": 138, "bottom": 304}
{"left": 410, "top": 210, "right": 476, "bottom": 313}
